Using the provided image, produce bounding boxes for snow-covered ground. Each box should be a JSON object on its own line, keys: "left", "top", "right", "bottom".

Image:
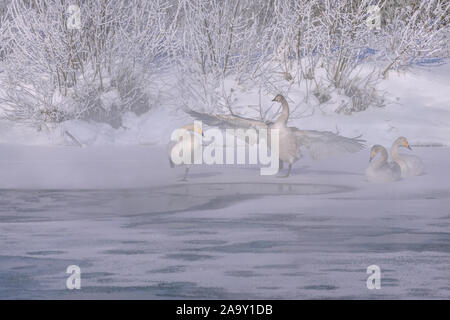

{"left": 0, "top": 144, "right": 449, "bottom": 299}
{"left": 1, "top": 62, "right": 450, "bottom": 148}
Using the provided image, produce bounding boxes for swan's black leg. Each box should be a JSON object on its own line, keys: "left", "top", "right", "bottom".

{"left": 285, "top": 163, "right": 292, "bottom": 177}
{"left": 277, "top": 160, "right": 284, "bottom": 177}
{"left": 278, "top": 163, "right": 292, "bottom": 178}
{"left": 181, "top": 167, "right": 189, "bottom": 181}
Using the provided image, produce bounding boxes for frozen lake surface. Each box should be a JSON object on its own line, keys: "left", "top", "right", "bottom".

{"left": 0, "top": 146, "right": 449, "bottom": 299}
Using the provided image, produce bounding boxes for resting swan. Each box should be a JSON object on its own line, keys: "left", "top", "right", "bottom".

{"left": 185, "top": 94, "right": 365, "bottom": 177}
{"left": 168, "top": 123, "right": 203, "bottom": 181}
{"left": 391, "top": 137, "right": 425, "bottom": 177}
{"left": 366, "top": 145, "right": 401, "bottom": 183}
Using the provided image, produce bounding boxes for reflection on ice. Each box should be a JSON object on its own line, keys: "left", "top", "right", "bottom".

{"left": 160, "top": 182, "right": 354, "bottom": 197}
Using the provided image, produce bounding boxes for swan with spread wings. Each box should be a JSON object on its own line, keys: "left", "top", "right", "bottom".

{"left": 185, "top": 94, "right": 365, "bottom": 177}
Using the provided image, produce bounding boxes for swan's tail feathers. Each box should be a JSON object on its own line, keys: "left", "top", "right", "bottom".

{"left": 295, "top": 129, "right": 366, "bottom": 160}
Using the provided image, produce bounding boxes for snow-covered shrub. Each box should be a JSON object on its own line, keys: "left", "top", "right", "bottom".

{"left": 0, "top": 0, "right": 175, "bottom": 127}
{"left": 1, "top": 0, "right": 448, "bottom": 126}
{"left": 336, "top": 72, "right": 385, "bottom": 114}
{"left": 379, "top": 0, "right": 449, "bottom": 77}
{"left": 176, "top": 0, "right": 277, "bottom": 79}
{"left": 0, "top": 0, "right": 9, "bottom": 61}
{"left": 174, "top": 0, "right": 278, "bottom": 113}
{"left": 315, "top": 1, "right": 375, "bottom": 87}
{"left": 269, "top": 0, "right": 385, "bottom": 113}
{"left": 269, "top": 0, "right": 447, "bottom": 113}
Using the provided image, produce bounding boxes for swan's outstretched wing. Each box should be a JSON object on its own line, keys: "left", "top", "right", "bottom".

{"left": 184, "top": 108, "right": 268, "bottom": 130}
{"left": 294, "top": 129, "right": 365, "bottom": 160}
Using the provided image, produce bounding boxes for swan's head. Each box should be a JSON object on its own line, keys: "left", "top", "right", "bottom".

{"left": 369, "top": 144, "right": 387, "bottom": 162}
{"left": 395, "top": 136, "right": 412, "bottom": 150}
{"left": 181, "top": 123, "right": 204, "bottom": 136}
{"left": 272, "top": 94, "right": 285, "bottom": 103}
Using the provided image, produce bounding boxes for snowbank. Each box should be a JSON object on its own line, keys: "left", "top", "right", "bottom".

{"left": 0, "top": 62, "right": 449, "bottom": 148}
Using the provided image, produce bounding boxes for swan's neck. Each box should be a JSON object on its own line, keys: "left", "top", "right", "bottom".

{"left": 276, "top": 98, "right": 289, "bottom": 125}
{"left": 370, "top": 153, "right": 387, "bottom": 169}
{"left": 370, "top": 147, "right": 389, "bottom": 169}
{"left": 391, "top": 143, "right": 400, "bottom": 161}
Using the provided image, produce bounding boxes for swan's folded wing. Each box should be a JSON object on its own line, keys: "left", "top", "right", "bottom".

{"left": 294, "top": 129, "right": 365, "bottom": 160}
{"left": 184, "top": 108, "right": 268, "bottom": 130}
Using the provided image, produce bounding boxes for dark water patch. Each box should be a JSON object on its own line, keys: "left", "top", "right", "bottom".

{"left": 428, "top": 222, "right": 450, "bottom": 228}
{"left": 26, "top": 250, "right": 65, "bottom": 256}
{"left": 186, "top": 240, "right": 286, "bottom": 254}
{"left": 256, "top": 286, "right": 280, "bottom": 290}
{"left": 185, "top": 240, "right": 228, "bottom": 245}
{"left": 0, "top": 215, "right": 50, "bottom": 223}
{"left": 67, "top": 282, "right": 233, "bottom": 299}
{"left": 355, "top": 241, "right": 450, "bottom": 254}
{"left": 82, "top": 272, "right": 115, "bottom": 279}
{"left": 11, "top": 265, "right": 35, "bottom": 271}
{"left": 282, "top": 272, "right": 312, "bottom": 277}
{"left": 408, "top": 287, "right": 433, "bottom": 297}
{"left": 381, "top": 278, "right": 399, "bottom": 287}
{"left": 5, "top": 282, "right": 235, "bottom": 299}
{"left": 149, "top": 265, "right": 187, "bottom": 274}
{"left": 0, "top": 255, "right": 90, "bottom": 299}
{"left": 165, "top": 253, "right": 216, "bottom": 261}
{"left": 120, "top": 240, "right": 148, "bottom": 244}
{"left": 320, "top": 268, "right": 361, "bottom": 273}
{"left": 225, "top": 270, "right": 261, "bottom": 277}
{"left": 0, "top": 271, "right": 40, "bottom": 299}
{"left": 255, "top": 264, "right": 298, "bottom": 270}
{"left": 302, "top": 285, "right": 338, "bottom": 291}
{"left": 150, "top": 282, "right": 235, "bottom": 299}
{"left": 102, "top": 249, "right": 146, "bottom": 255}
{"left": 97, "top": 278, "right": 115, "bottom": 284}
{"left": 245, "top": 213, "right": 298, "bottom": 223}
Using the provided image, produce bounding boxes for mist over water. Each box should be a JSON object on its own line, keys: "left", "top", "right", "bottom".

{"left": 1, "top": 146, "right": 449, "bottom": 299}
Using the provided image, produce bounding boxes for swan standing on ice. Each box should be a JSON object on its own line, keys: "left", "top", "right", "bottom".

{"left": 269, "top": 94, "right": 302, "bottom": 177}
{"left": 185, "top": 94, "right": 365, "bottom": 177}
{"left": 366, "top": 145, "right": 401, "bottom": 183}
{"left": 391, "top": 137, "right": 425, "bottom": 178}
{"left": 168, "top": 123, "right": 203, "bottom": 181}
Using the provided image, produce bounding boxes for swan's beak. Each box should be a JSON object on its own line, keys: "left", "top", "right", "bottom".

{"left": 369, "top": 153, "right": 374, "bottom": 162}
{"left": 405, "top": 142, "right": 412, "bottom": 150}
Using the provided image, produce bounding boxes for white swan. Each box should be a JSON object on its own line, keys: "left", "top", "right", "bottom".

{"left": 185, "top": 94, "right": 365, "bottom": 177}
{"left": 366, "top": 144, "right": 401, "bottom": 183}
{"left": 391, "top": 137, "right": 425, "bottom": 178}
{"left": 168, "top": 123, "right": 203, "bottom": 181}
